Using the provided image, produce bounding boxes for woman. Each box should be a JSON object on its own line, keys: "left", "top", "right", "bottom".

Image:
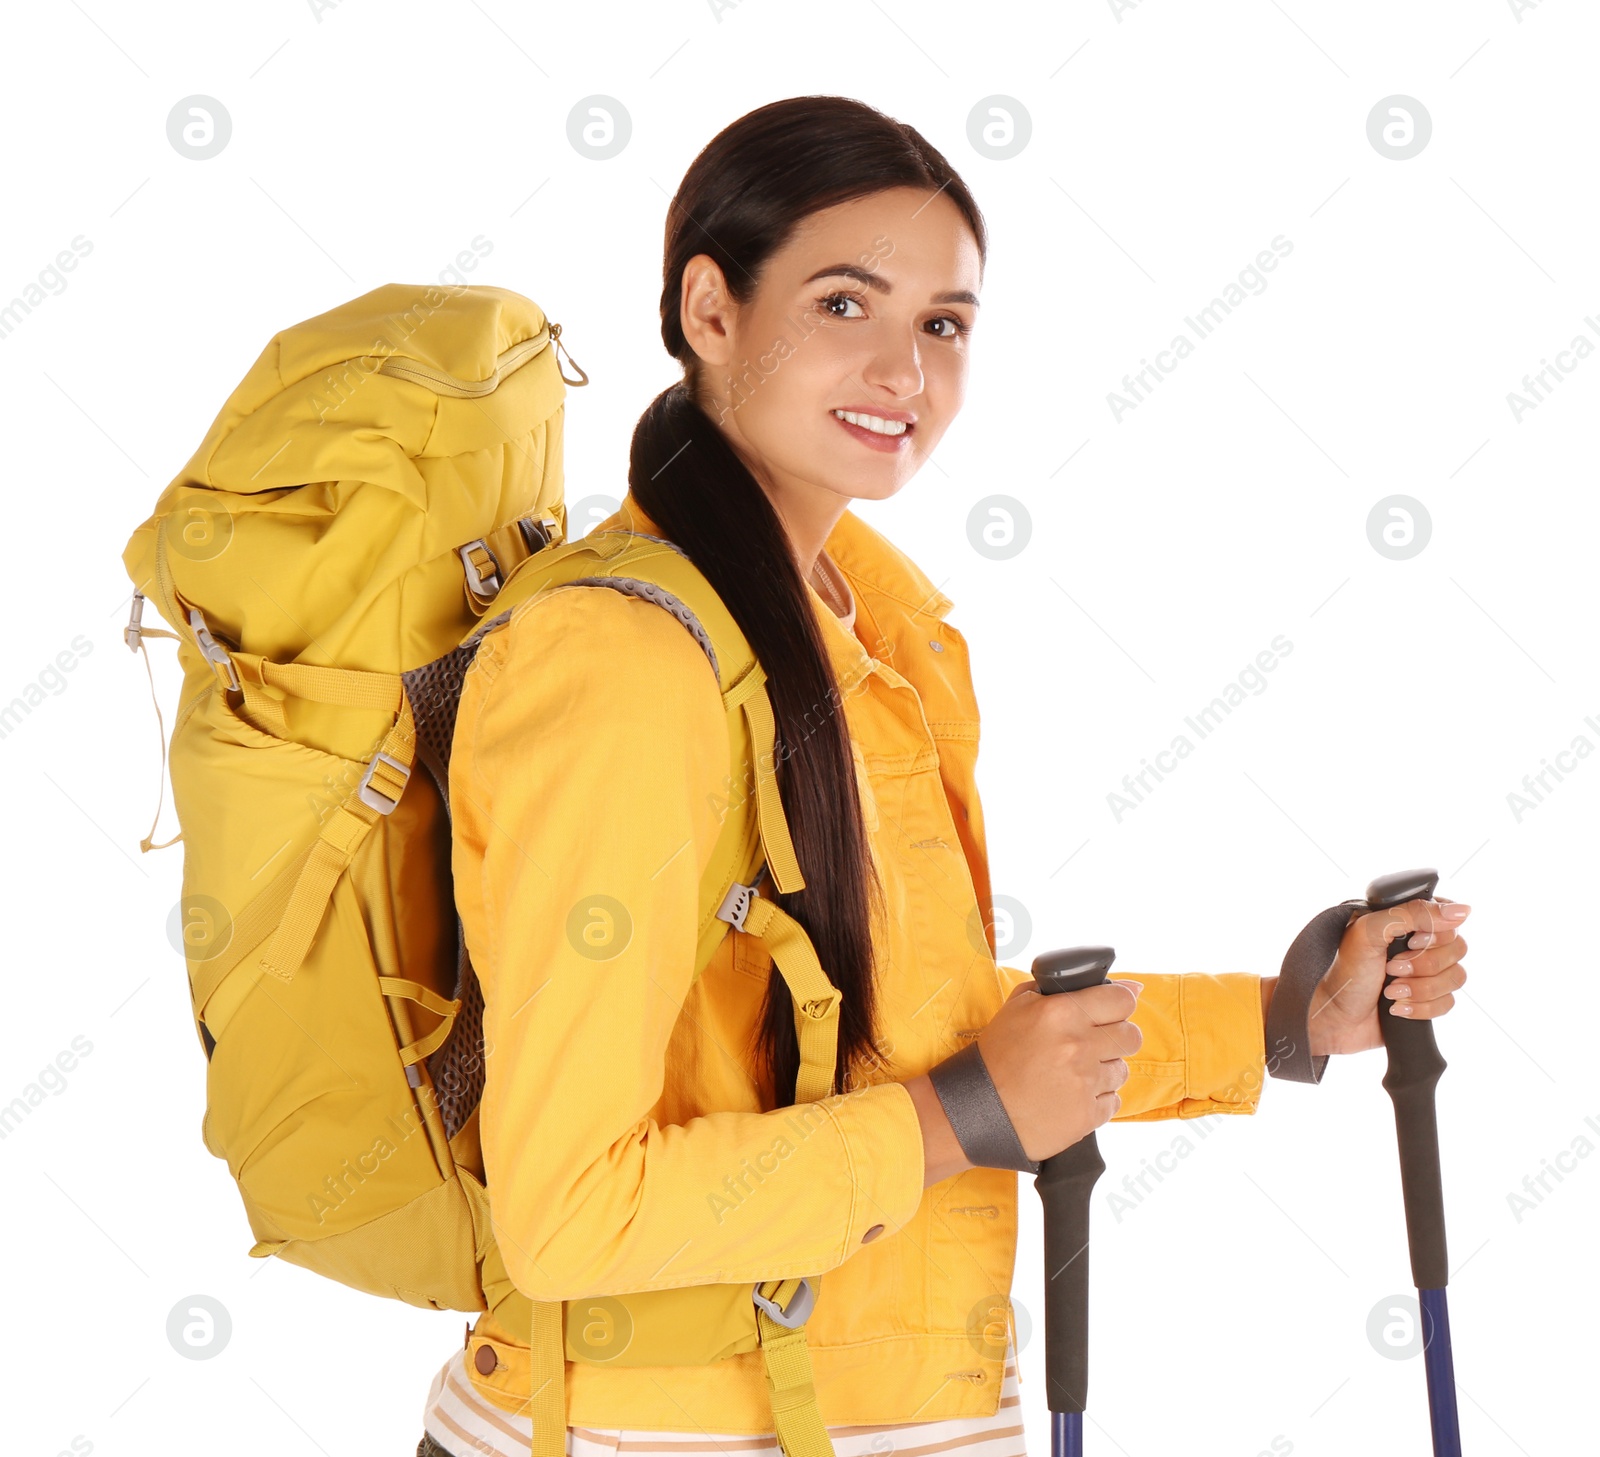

{"left": 420, "top": 95, "right": 1469, "bottom": 1457}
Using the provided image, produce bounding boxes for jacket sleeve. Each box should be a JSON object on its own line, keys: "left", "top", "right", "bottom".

{"left": 997, "top": 963, "right": 1267, "bottom": 1120}
{"left": 451, "top": 584, "right": 926, "bottom": 1303}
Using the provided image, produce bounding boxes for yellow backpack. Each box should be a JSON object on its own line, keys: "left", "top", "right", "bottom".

{"left": 121, "top": 283, "right": 847, "bottom": 1457}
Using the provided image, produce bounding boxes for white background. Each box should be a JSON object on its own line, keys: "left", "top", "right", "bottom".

{"left": 2, "top": 2, "right": 1593, "bottom": 1455}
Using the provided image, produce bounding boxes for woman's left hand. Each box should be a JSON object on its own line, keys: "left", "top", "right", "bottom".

{"left": 1308, "top": 897, "right": 1472, "bottom": 1057}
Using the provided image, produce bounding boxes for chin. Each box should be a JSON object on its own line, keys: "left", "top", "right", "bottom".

{"left": 841, "top": 476, "right": 909, "bottom": 506}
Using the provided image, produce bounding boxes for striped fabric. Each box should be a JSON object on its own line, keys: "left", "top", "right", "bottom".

{"left": 809, "top": 546, "right": 857, "bottom": 631}
{"left": 419, "top": 1336, "right": 1024, "bottom": 1457}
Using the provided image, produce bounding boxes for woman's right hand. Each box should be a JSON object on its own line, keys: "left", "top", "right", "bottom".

{"left": 977, "top": 978, "right": 1145, "bottom": 1163}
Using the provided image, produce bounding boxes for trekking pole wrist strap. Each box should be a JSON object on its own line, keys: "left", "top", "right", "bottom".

{"left": 927, "top": 1040, "right": 1041, "bottom": 1174}
{"left": 1265, "top": 897, "right": 1368, "bottom": 1084}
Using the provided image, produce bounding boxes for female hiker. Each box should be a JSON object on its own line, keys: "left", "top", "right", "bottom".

{"left": 419, "top": 94, "right": 1470, "bottom": 1457}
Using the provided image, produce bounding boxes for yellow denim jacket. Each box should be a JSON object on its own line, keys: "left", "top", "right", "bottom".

{"left": 448, "top": 494, "right": 1268, "bottom": 1430}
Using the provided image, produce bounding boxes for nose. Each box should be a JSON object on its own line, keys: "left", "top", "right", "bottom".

{"left": 860, "top": 326, "right": 924, "bottom": 401}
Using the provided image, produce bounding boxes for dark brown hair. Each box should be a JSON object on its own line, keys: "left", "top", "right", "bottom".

{"left": 628, "top": 95, "right": 987, "bottom": 1104}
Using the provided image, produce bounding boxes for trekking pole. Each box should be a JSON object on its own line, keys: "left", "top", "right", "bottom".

{"left": 1030, "top": 945, "right": 1117, "bottom": 1457}
{"left": 1363, "top": 869, "right": 1460, "bottom": 1456}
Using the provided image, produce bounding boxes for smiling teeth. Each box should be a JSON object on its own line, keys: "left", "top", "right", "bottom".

{"left": 833, "top": 409, "right": 908, "bottom": 436}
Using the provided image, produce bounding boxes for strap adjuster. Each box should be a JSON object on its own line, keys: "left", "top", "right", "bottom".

{"left": 517, "top": 513, "right": 562, "bottom": 553}
{"left": 125, "top": 592, "right": 147, "bottom": 652}
{"left": 187, "top": 607, "right": 240, "bottom": 692}
{"left": 752, "top": 1277, "right": 815, "bottom": 1330}
{"left": 358, "top": 750, "right": 410, "bottom": 814}
{"left": 716, "top": 880, "right": 756, "bottom": 931}
{"left": 458, "top": 539, "right": 502, "bottom": 599}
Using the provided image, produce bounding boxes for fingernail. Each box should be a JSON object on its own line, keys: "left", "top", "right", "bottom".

{"left": 1409, "top": 931, "right": 1436, "bottom": 949}
{"left": 1388, "top": 984, "right": 1411, "bottom": 1000}
{"left": 1443, "top": 903, "right": 1472, "bottom": 921}
{"left": 1390, "top": 1001, "right": 1413, "bottom": 1016}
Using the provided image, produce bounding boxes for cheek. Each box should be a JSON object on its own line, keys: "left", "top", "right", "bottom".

{"left": 743, "top": 337, "right": 841, "bottom": 434}
{"left": 929, "top": 350, "right": 969, "bottom": 405}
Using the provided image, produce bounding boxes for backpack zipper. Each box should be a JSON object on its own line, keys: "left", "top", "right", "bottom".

{"left": 374, "top": 323, "right": 564, "bottom": 398}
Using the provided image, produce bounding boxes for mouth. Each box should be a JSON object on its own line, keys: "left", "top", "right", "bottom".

{"left": 831, "top": 407, "right": 915, "bottom": 453}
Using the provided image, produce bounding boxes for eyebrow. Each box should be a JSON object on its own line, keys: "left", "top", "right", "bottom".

{"left": 802, "top": 262, "right": 980, "bottom": 308}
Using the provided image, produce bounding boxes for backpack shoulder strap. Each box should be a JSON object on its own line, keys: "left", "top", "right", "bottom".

{"left": 464, "top": 527, "right": 807, "bottom": 971}
{"left": 468, "top": 528, "right": 844, "bottom": 1457}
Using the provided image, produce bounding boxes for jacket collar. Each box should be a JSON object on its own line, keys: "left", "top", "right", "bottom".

{"left": 612, "top": 492, "right": 950, "bottom": 694}
{"left": 614, "top": 492, "right": 953, "bottom": 620}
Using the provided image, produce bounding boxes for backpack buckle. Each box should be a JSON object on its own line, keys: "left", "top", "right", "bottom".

{"left": 752, "top": 1277, "right": 816, "bottom": 1330}
{"left": 459, "top": 539, "right": 502, "bottom": 599}
{"left": 715, "top": 880, "right": 757, "bottom": 931}
{"left": 358, "top": 750, "right": 411, "bottom": 814}
{"left": 517, "top": 513, "right": 563, "bottom": 554}
{"left": 187, "top": 607, "right": 240, "bottom": 692}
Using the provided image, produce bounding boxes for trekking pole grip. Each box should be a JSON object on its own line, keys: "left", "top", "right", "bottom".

{"left": 1366, "top": 869, "right": 1450, "bottom": 1290}
{"left": 1031, "top": 946, "right": 1116, "bottom": 1421}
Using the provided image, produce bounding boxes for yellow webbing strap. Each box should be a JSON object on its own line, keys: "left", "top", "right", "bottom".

{"left": 375, "top": 977, "right": 463, "bottom": 1065}
{"left": 740, "top": 885, "right": 840, "bottom": 1454}
{"left": 255, "top": 687, "right": 417, "bottom": 984}
{"left": 722, "top": 663, "right": 806, "bottom": 895}
{"left": 723, "top": 671, "right": 839, "bottom": 1455}
{"left": 741, "top": 896, "right": 842, "bottom": 1107}
{"left": 230, "top": 650, "right": 407, "bottom": 738}
{"left": 755, "top": 1278, "right": 835, "bottom": 1457}
{"left": 528, "top": 1296, "right": 566, "bottom": 1457}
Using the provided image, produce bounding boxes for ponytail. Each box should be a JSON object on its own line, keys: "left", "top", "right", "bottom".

{"left": 628, "top": 95, "right": 987, "bottom": 1104}
{"left": 630, "top": 383, "right": 885, "bottom": 1102}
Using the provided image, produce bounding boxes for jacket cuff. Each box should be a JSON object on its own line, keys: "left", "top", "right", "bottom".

{"left": 1178, "top": 972, "right": 1268, "bottom": 1116}
{"left": 820, "top": 1081, "right": 926, "bottom": 1252}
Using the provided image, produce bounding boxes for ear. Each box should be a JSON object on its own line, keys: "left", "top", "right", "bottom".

{"left": 680, "top": 253, "right": 739, "bottom": 369}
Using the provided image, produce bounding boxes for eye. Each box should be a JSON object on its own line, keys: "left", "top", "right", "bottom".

{"left": 926, "top": 314, "right": 972, "bottom": 340}
{"left": 818, "top": 290, "right": 867, "bottom": 319}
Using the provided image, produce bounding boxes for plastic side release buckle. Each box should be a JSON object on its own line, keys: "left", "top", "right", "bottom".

{"left": 752, "top": 1277, "right": 816, "bottom": 1330}
{"left": 358, "top": 750, "right": 411, "bottom": 815}
{"left": 187, "top": 607, "right": 240, "bottom": 692}
{"left": 459, "top": 539, "right": 503, "bottom": 599}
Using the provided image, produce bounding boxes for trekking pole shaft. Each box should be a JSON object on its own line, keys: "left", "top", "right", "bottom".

{"left": 1419, "top": 1288, "right": 1462, "bottom": 1457}
{"left": 1366, "top": 870, "right": 1459, "bottom": 1457}
{"left": 1030, "top": 945, "right": 1116, "bottom": 1452}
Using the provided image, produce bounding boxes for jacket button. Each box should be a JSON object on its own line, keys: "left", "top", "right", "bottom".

{"left": 862, "top": 1223, "right": 885, "bottom": 1243}
{"left": 473, "top": 1343, "right": 499, "bottom": 1375}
